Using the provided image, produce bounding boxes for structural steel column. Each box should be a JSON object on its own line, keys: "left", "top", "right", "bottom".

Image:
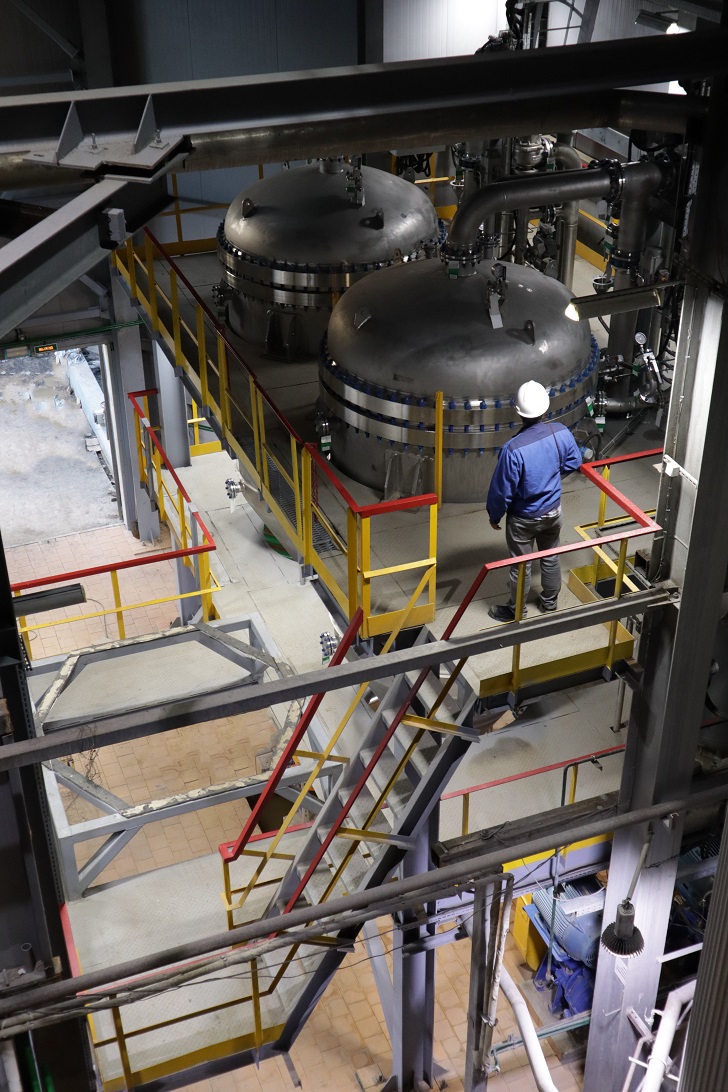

{"left": 679, "top": 811, "right": 728, "bottom": 1090}
{"left": 0, "top": 536, "right": 95, "bottom": 1089}
{"left": 109, "top": 274, "right": 160, "bottom": 543}
{"left": 153, "top": 341, "right": 190, "bottom": 471}
{"left": 584, "top": 60, "right": 728, "bottom": 1092}
{"left": 387, "top": 809, "right": 438, "bottom": 1091}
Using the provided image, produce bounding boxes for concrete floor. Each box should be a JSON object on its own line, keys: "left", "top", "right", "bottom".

{"left": 0, "top": 350, "right": 119, "bottom": 547}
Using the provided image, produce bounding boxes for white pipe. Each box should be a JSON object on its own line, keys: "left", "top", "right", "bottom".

{"left": 499, "top": 966, "right": 559, "bottom": 1092}
{"left": 642, "top": 978, "right": 696, "bottom": 1092}
{"left": 0, "top": 1041, "right": 23, "bottom": 1092}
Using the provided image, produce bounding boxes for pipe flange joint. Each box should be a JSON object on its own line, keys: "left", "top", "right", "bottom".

{"left": 440, "top": 238, "right": 484, "bottom": 276}
{"left": 588, "top": 158, "right": 625, "bottom": 207}
{"left": 610, "top": 249, "right": 640, "bottom": 272}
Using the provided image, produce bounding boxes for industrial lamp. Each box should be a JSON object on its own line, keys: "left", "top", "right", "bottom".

{"left": 635, "top": 9, "right": 680, "bottom": 32}
{"left": 564, "top": 281, "right": 682, "bottom": 322}
{"left": 601, "top": 829, "right": 653, "bottom": 959}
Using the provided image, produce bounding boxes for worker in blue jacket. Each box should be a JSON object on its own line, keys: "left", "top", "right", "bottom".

{"left": 486, "top": 380, "right": 582, "bottom": 622}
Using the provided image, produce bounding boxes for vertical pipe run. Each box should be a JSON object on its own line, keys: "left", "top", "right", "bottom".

{"left": 499, "top": 968, "right": 559, "bottom": 1091}
{"left": 434, "top": 390, "right": 444, "bottom": 507}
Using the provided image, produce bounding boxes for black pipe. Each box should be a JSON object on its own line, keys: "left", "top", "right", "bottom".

{"left": 553, "top": 141, "right": 582, "bottom": 289}
{"left": 449, "top": 165, "right": 613, "bottom": 246}
{"left": 607, "top": 160, "right": 666, "bottom": 366}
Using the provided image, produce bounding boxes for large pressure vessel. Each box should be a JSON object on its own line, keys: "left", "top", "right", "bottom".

{"left": 218, "top": 158, "right": 440, "bottom": 360}
{"left": 320, "top": 259, "right": 596, "bottom": 502}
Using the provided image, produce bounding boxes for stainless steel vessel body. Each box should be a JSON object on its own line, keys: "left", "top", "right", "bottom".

{"left": 218, "top": 160, "right": 439, "bottom": 359}
{"left": 320, "top": 259, "right": 596, "bottom": 502}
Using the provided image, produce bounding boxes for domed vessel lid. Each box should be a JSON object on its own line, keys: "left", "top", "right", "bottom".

{"left": 222, "top": 160, "right": 439, "bottom": 271}
{"left": 327, "top": 259, "right": 591, "bottom": 397}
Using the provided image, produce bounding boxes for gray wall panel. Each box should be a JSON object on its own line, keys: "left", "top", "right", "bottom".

{"left": 0, "top": 0, "right": 81, "bottom": 85}
{"left": 383, "top": 0, "right": 502, "bottom": 61}
{"left": 275, "top": 0, "right": 357, "bottom": 70}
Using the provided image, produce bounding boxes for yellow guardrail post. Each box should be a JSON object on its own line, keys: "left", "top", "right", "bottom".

{"left": 427, "top": 501, "right": 438, "bottom": 609}
{"left": 462, "top": 792, "right": 470, "bottom": 837}
{"left": 256, "top": 388, "right": 270, "bottom": 491}
{"left": 109, "top": 570, "right": 126, "bottom": 640}
{"left": 249, "top": 376, "right": 263, "bottom": 480}
{"left": 133, "top": 407, "right": 144, "bottom": 485}
{"left": 291, "top": 436, "right": 303, "bottom": 547}
{"left": 347, "top": 507, "right": 359, "bottom": 618}
{"left": 302, "top": 449, "right": 313, "bottom": 566}
{"left": 152, "top": 446, "right": 166, "bottom": 521}
{"left": 170, "top": 268, "right": 183, "bottom": 370}
{"left": 196, "top": 304, "right": 210, "bottom": 408}
{"left": 111, "top": 1002, "right": 134, "bottom": 1086}
{"left": 144, "top": 234, "right": 159, "bottom": 331}
{"left": 598, "top": 465, "right": 610, "bottom": 528}
{"left": 360, "top": 515, "right": 372, "bottom": 637}
{"left": 510, "top": 563, "right": 527, "bottom": 692}
{"left": 251, "top": 959, "right": 263, "bottom": 1049}
{"left": 198, "top": 549, "right": 214, "bottom": 622}
{"left": 177, "top": 489, "right": 188, "bottom": 550}
{"left": 434, "top": 390, "right": 444, "bottom": 508}
{"left": 568, "top": 764, "right": 579, "bottom": 805}
{"left": 606, "top": 537, "right": 629, "bottom": 671}
{"left": 190, "top": 399, "right": 200, "bottom": 448}
{"left": 217, "top": 333, "right": 231, "bottom": 432}
{"left": 126, "top": 238, "right": 137, "bottom": 300}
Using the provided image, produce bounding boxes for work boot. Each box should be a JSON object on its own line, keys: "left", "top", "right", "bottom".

{"left": 488, "top": 603, "right": 527, "bottom": 623}
{"left": 536, "top": 596, "right": 558, "bottom": 613}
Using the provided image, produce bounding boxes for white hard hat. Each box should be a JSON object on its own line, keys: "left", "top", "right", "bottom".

{"left": 515, "top": 380, "right": 550, "bottom": 419}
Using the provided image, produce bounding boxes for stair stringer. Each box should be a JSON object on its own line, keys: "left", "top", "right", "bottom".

{"left": 270, "top": 729, "right": 472, "bottom": 1053}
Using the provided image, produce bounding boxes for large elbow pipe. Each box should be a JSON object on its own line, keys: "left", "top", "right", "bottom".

{"left": 448, "top": 165, "right": 612, "bottom": 248}
{"left": 448, "top": 160, "right": 667, "bottom": 249}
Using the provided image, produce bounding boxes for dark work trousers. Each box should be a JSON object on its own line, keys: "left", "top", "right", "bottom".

{"left": 505, "top": 507, "right": 562, "bottom": 609}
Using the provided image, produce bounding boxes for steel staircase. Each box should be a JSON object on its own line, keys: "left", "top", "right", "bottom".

{"left": 219, "top": 567, "right": 485, "bottom": 1058}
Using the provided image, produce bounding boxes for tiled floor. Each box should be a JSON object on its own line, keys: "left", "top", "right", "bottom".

{"left": 61, "top": 710, "right": 280, "bottom": 885}
{"left": 6, "top": 523, "right": 181, "bottom": 661}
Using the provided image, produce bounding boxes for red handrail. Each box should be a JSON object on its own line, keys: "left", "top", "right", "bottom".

{"left": 441, "top": 744, "right": 625, "bottom": 800}
{"left": 585, "top": 447, "right": 663, "bottom": 470}
{"left": 304, "top": 442, "right": 437, "bottom": 518}
{"left": 219, "top": 607, "right": 363, "bottom": 863}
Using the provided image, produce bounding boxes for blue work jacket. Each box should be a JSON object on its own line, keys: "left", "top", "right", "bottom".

{"left": 486, "top": 420, "right": 582, "bottom": 524}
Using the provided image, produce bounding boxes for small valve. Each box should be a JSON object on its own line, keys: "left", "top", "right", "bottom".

{"left": 314, "top": 412, "right": 332, "bottom": 459}
{"left": 345, "top": 162, "right": 365, "bottom": 207}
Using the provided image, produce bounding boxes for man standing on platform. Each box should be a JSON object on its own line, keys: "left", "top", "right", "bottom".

{"left": 486, "top": 380, "right": 582, "bottom": 622}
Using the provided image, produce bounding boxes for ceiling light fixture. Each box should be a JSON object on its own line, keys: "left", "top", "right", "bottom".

{"left": 635, "top": 9, "right": 680, "bottom": 32}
